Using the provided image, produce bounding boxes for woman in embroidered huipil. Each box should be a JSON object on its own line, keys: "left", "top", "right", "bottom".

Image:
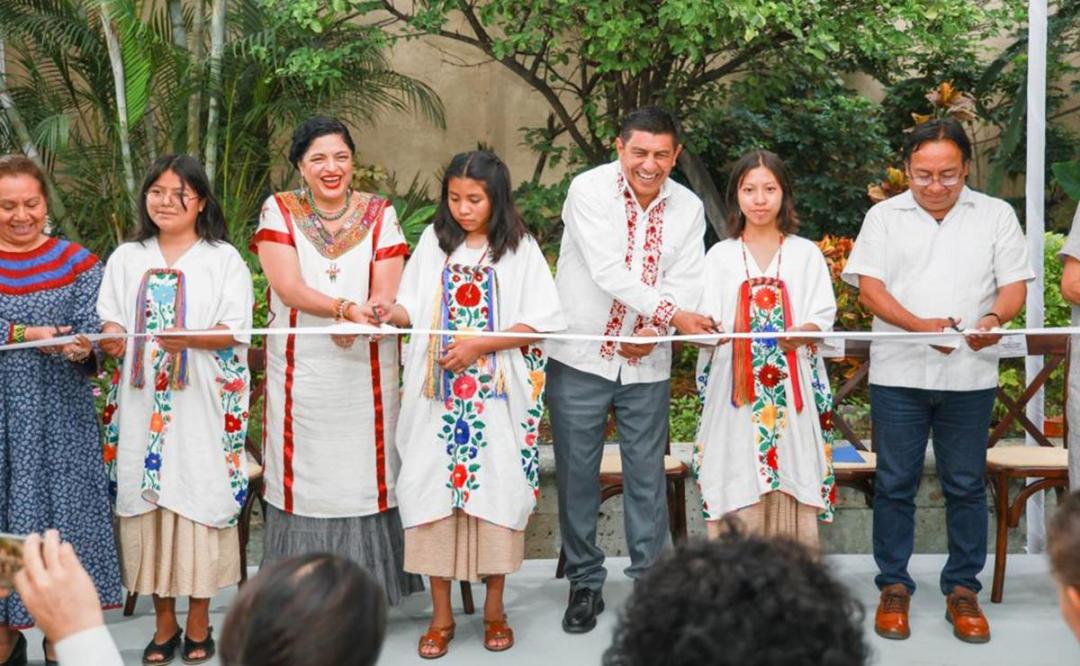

{"left": 694, "top": 150, "right": 837, "bottom": 549}
{"left": 97, "top": 155, "right": 253, "bottom": 665}
{"left": 251, "top": 116, "right": 422, "bottom": 605}
{"left": 385, "top": 151, "right": 564, "bottom": 657}
{"left": 0, "top": 155, "right": 121, "bottom": 664}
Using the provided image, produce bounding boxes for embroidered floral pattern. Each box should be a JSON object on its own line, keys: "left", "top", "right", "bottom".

{"left": 101, "top": 367, "right": 121, "bottom": 499}
{"left": 599, "top": 175, "right": 668, "bottom": 362}
{"left": 215, "top": 347, "right": 250, "bottom": 524}
{"left": 806, "top": 343, "right": 837, "bottom": 522}
{"left": 748, "top": 282, "right": 788, "bottom": 491}
{"left": 139, "top": 271, "right": 182, "bottom": 503}
{"left": 277, "top": 191, "right": 387, "bottom": 259}
{"left": 519, "top": 345, "right": 547, "bottom": 499}
{"left": 438, "top": 264, "right": 500, "bottom": 508}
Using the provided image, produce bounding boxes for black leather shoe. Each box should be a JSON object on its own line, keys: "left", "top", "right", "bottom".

{"left": 562, "top": 587, "right": 604, "bottom": 634}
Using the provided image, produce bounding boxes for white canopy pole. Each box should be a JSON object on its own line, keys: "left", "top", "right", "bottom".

{"left": 1024, "top": 0, "right": 1048, "bottom": 553}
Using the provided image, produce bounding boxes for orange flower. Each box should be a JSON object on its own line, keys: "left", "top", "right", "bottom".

{"left": 149, "top": 412, "right": 164, "bottom": 433}
{"left": 102, "top": 445, "right": 117, "bottom": 463}
{"left": 529, "top": 370, "right": 545, "bottom": 402}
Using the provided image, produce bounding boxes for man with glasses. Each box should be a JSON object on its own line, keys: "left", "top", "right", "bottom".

{"left": 842, "top": 118, "right": 1033, "bottom": 644}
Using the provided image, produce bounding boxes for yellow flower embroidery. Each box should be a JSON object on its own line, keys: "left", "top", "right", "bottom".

{"left": 759, "top": 404, "right": 777, "bottom": 430}
{"left": 529, "top": 370, "right": 545, "bottom": 402}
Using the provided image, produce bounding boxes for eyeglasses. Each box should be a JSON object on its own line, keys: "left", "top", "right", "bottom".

{"left": 909, "top": 173, "right": 963, "bottom": 187}
{"left": 146, "top": 189, "right": 199, "bottom": 205}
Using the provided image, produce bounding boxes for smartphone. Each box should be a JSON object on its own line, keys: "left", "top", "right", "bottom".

{"left": 0, "top": 533, "right": 26, "bottom": 590}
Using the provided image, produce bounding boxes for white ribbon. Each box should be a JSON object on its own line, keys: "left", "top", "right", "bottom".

{"left": 1, "top": 323, "right": 1076, "bottom": 353}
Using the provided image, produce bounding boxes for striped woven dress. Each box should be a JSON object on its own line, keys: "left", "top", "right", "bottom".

{"left": 0, "top": 237, "right": 121, "bottom": 627}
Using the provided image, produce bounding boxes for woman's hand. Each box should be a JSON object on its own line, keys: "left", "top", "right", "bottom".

{"left": 156, "top": 327, "right": 193, "bottom": 354}
{"left": 99, "top": 322, "right": 127, "bottom": 358}
{"left": 24, "top": 325, "right": 72, "bottom": 355}
{"left": 438, "top": 337, "right": 487, "bottom": 373}
{"left": 779, "top": 323, "right": 820, "bottom": 352}
{"left": 60, "top": 335, "right": 93, "bottom": 363}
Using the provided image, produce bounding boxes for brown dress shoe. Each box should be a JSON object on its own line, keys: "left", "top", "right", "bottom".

{"left": 945, "top": 586, "right": 990, "bottom": 643}
{"left": 875, "top": 583, "right": 911, "bottom": 640}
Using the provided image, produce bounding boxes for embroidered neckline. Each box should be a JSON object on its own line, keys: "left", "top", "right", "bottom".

{"left": 276, "top": 190, "right": 387, "bottom": 259}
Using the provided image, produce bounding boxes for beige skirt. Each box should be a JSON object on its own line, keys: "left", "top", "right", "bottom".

{"left": 119, "top": 508, "right": 241, "bottom": 598}
{"left": 706, "top": 491, "right": 821, "bottom": 551}
{"left": 404, "top": 509, "right": 524, "bottom": 582}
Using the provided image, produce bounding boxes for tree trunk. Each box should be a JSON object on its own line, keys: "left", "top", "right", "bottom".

{"left": 677, "top": 149, "right": 727, "bottom": 239}
{"left": 168, "top": 0, "right": 187, "bottom": 48}
{"left": 186, "top": 0, "right": 206, "bottom": 156}
{"left": 203, "top": 0, "right": 225, "bottom": 182}
{"left": 0, "top": 37, "right": 82, "bottom": 242}
{"left": 99, "top": 1, "right": 139, "bottom": 226}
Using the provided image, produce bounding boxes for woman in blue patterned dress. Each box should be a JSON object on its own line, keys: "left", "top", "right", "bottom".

{"left": 0, "top": 154, "right": 121, "bottom": 665}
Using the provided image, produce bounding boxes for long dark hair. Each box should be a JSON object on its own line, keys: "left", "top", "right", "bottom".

{"left": 724, "top": 150, "right": 799, "bottom": 238}
{"left": 135, "top": 154, "right": 227, "bottom": 243}
{"left": 433, "top": 150, "right": 528, "bottom": 262}
{"left": 219, "top": 553, "right": 386, "bottom": 666}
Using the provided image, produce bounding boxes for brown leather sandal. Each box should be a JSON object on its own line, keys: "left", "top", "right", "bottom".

{"left": 484, "top": 615, "right": 515, "bottom": 652}
{"left": 417, "top": 623, "right": 455, "bottom": 660}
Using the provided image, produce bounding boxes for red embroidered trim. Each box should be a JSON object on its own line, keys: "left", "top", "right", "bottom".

{"left": 282, "top": 308, "right": 298, "bottom": 513}
{"left": 599, "top": 175, "right": 668, "bottom": 363}
{"left": 374, "top": 243, "right": 409, "bottom": 261}
{"left": 249, "top": 229, "right": 295, "bottom": 253}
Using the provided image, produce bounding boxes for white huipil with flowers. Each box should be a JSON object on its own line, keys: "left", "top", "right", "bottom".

{"left": 97, "top": 239, "right": 254, "bottom": 528}
{"left": 693, "top": 235, "right": 837, "bottom": 522}
{"left": 395, "top": 226, "right": 565, "bottom": 531}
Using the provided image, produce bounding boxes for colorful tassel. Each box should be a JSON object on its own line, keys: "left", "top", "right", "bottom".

{"left": 779, "top": 281, "right": 804, "bottom": 414}
{"left": 731, "top": 279, "right": 755, "bottom": 407}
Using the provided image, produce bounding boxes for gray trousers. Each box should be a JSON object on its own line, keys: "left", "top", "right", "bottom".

{"left": 547, "top": 359, "right": 671, "bottom": 591}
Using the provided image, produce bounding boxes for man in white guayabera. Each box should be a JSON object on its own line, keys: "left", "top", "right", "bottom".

{"left": 844, "top": 118, "right": 1033, "bottom": 645}
{"left": 547, "top": 107, "right": 716, "bottom": 634}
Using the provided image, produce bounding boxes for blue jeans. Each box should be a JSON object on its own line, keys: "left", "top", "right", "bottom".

{"left": 870, "top": 384, "right": 996, "bottom": 596}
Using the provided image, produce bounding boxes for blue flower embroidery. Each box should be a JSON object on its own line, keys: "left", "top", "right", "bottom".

{"left": 144, "top": 452, "right": 162, "bottom": 471}
{"left": 234, "top": 488, "right": 247, "bottom": 506}
{"left": 759, "top": 323, "right": 778, "bottom": 349}
{"left": 454, "top": 419, "right": 470, "bottom": 444}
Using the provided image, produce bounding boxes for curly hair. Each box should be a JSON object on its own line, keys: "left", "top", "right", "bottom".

{"left": 1050, "top": 490, "right": 1080, "bottom": 589}
{"left": 604, "top": 528, "right": 868, "bottom": 666}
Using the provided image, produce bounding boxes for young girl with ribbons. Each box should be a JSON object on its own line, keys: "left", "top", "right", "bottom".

{"left": 97, "top": 155, "right": 253, "bottom": 665}
{"left": 383, "top": 151, "right": 565, "bottom": 658}
{"left": 693, "top": 150, "right": 837, "bottom": 549}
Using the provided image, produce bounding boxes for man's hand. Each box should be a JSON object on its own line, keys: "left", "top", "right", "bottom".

{"left": 965, "top": 315, "right": 1003, "bottom": 352}
{"left": 14, "top": 531, "right": 104, "bottom": 644}
{"left": 670, "top": 310, "right": 718, "bottom": 336}
{"left": 618, "top": 327, "right": 659, "bottom": 359}
{"left": 917, "top": 316, "right": 959, "bottom": 355}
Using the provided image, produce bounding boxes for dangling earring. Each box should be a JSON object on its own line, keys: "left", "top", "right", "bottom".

{"left": 43, "top": 215, "right": 54, "bottom": 236}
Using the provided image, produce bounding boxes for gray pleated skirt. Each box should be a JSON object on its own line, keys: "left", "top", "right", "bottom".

{"left": 261, "top": 504, "right": 424, "bottom": 606}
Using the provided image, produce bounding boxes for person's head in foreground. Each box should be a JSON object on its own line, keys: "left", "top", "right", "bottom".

{"left": 1049, "top": 490, "right": 1080, "bottom": 642}
{"left": 604, "top": 526, "right": 868, "bottom": 666}
{"left": 219, "top": 553, "right": 387, "bottom": 666}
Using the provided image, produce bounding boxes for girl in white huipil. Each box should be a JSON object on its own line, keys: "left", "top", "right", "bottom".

{"left": 98, "top": 154, "right": 253, "bottom": 664}
{"left": 385, "top": 150, "right": 564, "bottom": 658}
{"left": 694, "top": 150, "right": 837, "bottom": 549}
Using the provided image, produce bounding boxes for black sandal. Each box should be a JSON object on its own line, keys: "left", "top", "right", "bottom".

{"left": 182, "top": 627, "right": 215, "bottom": 665}
{"left": 142, "top": 629, "right": 182, "bottom": 666}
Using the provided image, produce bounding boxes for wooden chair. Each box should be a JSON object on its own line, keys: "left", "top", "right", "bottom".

{"left": 123, "top": 347, "right": 267, "bottom": 616}
{"left": 985, "top": 334, "right": 1070, "bottom": 603}
{"left": 828, "top": 340, "right": 878, "bottom": 506}
{"left": 554, "top": 430, "right": 690, "bottom": 579}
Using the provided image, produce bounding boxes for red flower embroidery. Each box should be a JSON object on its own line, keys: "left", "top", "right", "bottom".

{"left": 455, "top": 283, "right": 481, "bottom": 307}
{"left": 452, "top": 464, "right": 468, "bottom": 488}
{"left": 102, "top": 404, "right": 117, "bottom": 425}
{"left": 223, "top": 378, "right": 245, "bottom": 393}
{"left": 819, "top": 410, "right": 834, "bottom": 431}
{"left": 525, "top": 433, "right": 537, "bottom": 447}
{"left": 155, "top": 372, "right": 168, "bottom": 391}
{"left": 753, "top": 288, "right": 777, "bottom": 310}
{"left": 224, "top": 413, "right": 243, "bottom": 433}
{"left": 766, "top": 447, "right": 779, "bottom": 470}
{"left": 452, "top": 375, "right": 477, "bottom": 399}
{"left": 828, "top": 483, "right": 837, "bottom": 506}
{"left": 758, "top": 364, "right": 784, "bottom": 388}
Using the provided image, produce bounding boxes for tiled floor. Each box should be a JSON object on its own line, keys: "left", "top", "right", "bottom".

{"left": 19, "top": 554, "right": 1079, "bottom": 665}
